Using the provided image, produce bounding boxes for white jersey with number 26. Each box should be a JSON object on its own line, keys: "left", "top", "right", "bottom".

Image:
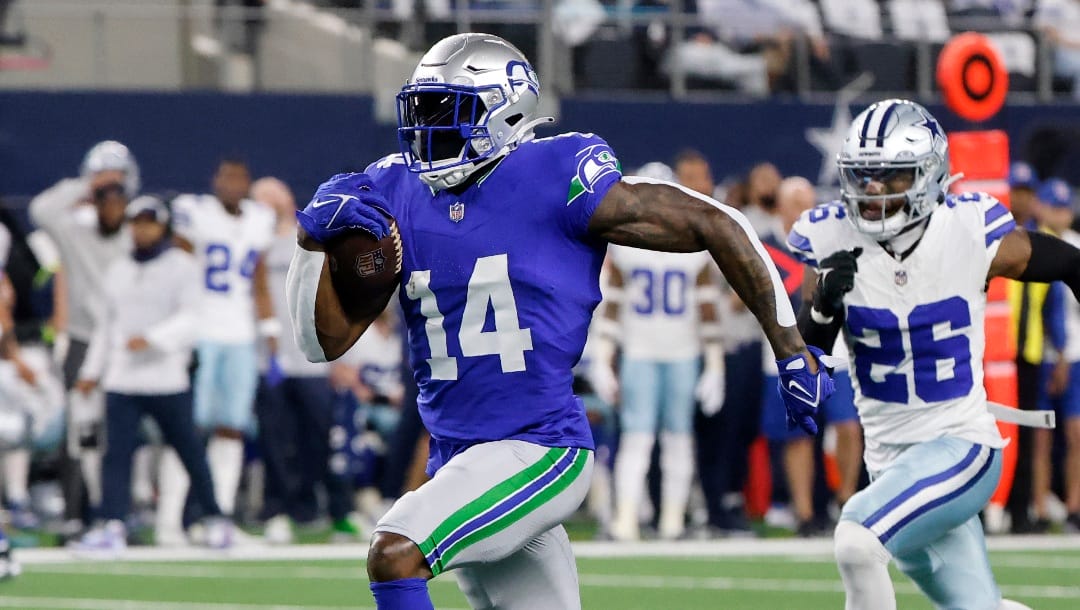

{"left": 172, "top": 194, "right": 275, "bottom": 345}
{"left": 787, "top": 192, "right": 1009, "bottom": 472}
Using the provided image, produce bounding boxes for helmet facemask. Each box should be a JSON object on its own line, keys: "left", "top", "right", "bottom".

{"left": 837, "top": 99, "right": 951, "bottom": 241}
{"left": 395, "top": 33, "right": 550, "bottom": 191}
{"left": 839, "top": 158, "right": 940, "bottom": 239}
{"left": 396, "top": 82, "right": 508, "bottom": 188}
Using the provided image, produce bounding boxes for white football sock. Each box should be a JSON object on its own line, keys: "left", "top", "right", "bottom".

{"left": 131, "top": 445, "right": 155, "bottom": 507}
{"left": 155, "top": 448, "right": 189, "bottom": 543}
{"left": 3, "top": 448, "right": 30, "bottom": 505}
{"left": 998, "top": 600, "right": 1034, "bottom": 610}
{"left": 834, "top": 520, "right": 896, "bottom": 610}
{"left": 612, "top": 432, "right": 654, "bottom": 540}
{"left": 207, "top": 436, "right": 243, "bottom": 516}
{"left": 80, "top": 448, "right": 103, "bottom": 508}
{"left": 658, "top": 431, "right": 694, "bottom": 539}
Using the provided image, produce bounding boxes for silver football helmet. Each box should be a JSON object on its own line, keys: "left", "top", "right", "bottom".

{"left": 837, "top": 99, "right": 954, "bottom": 240}
{"left": 81, "top": 140, "right": 140, "bottom": 197}
{"left": 396, "top": 33, "right": 553, "bottom": 190}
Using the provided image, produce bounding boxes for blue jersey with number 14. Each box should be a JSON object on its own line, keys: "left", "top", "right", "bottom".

{"left": 365, "top": 133, "right": 621, "bottom": 473}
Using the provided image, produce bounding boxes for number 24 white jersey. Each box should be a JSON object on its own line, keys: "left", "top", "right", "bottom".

{"left": 172, "top": 194, "right": 275, "bottom": 344}
{"left": 788, "top": 193, "right": 1009, "bottom": 472}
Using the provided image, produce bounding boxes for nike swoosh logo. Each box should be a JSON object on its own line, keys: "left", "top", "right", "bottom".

{"left": 787, "top": 380, "right": 814, "bottom": 400}
{"left": 312, "top": 194, "right": 358, "bottom": 208}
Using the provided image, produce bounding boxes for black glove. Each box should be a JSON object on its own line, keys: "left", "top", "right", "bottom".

{"left": 813, "top": 248, "right": 862, "bottom": 318}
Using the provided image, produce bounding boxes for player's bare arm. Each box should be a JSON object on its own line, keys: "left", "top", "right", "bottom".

{"left": 286, "top": 173, "right": 397, "bottom": 363}
{"left": 696, "top": 266, "right": 720, "bottom": 325}
{"left": 989, "top": 226, "right": 1080, "bottom": 300}
{"left": 796, "top": 248, "right": 858, "bottom": 352}
{"left": 291, "top": 229, "right": 388, "bottom": 361}
{"left": 796, "top": 268, "right": 840, "bottom": 352}
{"left": 173, "top": 234, "right": 194, "bottom": 253}
{"left": 599, "top": 262, "right": 623, "bottom": 323}
{"left": 588, "top": 179, "right": 811, "bottom": 364}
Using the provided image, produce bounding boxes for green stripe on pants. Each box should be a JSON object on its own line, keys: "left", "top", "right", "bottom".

{"left": 418, "top": 446, "right": 569, "bottom": 574}
{"left": 435, "top": 448, "right": 589, "bottom": 572}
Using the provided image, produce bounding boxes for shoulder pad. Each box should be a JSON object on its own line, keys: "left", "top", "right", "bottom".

{"left": 787, "top": 201, "right": 851, "bottom": 268}
{"left": 365, "top": 153, "right": 408, "bottom": 176}
{"left": 943, "top": 191, "right": 1015, "bottom": 247}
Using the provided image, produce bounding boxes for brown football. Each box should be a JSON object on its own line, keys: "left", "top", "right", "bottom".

{"left": 324, "top": 215, "right": 403, "bottom": 321}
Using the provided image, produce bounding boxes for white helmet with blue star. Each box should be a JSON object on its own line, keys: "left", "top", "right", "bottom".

{"left": 837, "top": 99, "right": 955, "bottom": 240}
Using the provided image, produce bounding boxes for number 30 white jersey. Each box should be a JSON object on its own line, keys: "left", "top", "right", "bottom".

{"left": 608, "top": 245, "right": 711, "bottom": 362}
{"left": 172, "top": 194, "right": 275, "bottom": 344}
{"left": 788, "top": 193, "right": 1009, "bottom": 472}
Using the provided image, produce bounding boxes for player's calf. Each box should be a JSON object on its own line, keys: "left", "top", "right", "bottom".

{"left": 368, "top": 532, "right": 435, "bottom": 610}
{"left": 368, "top": 531, "right": 432, "bottom": 581}
{"left": 834, "top": 520, "right": 896, "bottom": 610}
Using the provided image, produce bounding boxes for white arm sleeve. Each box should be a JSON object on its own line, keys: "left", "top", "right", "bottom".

{"left": 285, "top": 245, "right": 329, "bottom": 363}
{"left": 620, "top": 176, "right": 796, "bottom": 328}
{"left": 29, "top": 179, "right": 85, "bottom": 237}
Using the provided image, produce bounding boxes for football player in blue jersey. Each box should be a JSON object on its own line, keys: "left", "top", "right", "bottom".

{"left": 287, "top": 33, "right": 832, "bottom": 610}
{"left": 789, "top": 98, "right": 1080, "bottom": 610}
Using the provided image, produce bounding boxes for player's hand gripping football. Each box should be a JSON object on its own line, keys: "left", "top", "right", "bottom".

{"left": 776, "top": 345, "right": 837, "bottom": 435}
{"left": 296, "top": 173, "right": 392, "bottom": 245}
{"left": 813, "top": 247, "right": 862, "bottom": 319}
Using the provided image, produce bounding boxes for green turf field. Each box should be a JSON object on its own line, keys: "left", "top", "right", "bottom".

{"left": 4, "top": 541, "right": 1079, "bottom": 609}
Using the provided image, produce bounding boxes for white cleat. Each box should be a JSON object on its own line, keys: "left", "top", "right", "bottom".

{"left": 69, "top": 520, "right": 127, "bottom": 558}
{"left": 264, "top": 515, "right": 294, "bottom": 545}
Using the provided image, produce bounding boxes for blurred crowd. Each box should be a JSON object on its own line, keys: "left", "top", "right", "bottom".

{"left": 317, "top": 0, "right": 1080, "bottom": 97}
{"left": 0, "top": 143, "right": 419, "bottom": 551}
{"left": 0, "top": 139, "right": 1077, "bottom": 552}
{"left": 6, "top": 1, "right": 1080, "bottom": 97}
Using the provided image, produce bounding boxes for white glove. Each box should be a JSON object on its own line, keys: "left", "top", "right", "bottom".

{"left": 696, "top": 342, "right": 726, "bottom": 416}
{"left": 590, "top": 362, "right": 619, "bottom": 406}
{"left": 695, "top": 368, "right": 725, "bottom": 416}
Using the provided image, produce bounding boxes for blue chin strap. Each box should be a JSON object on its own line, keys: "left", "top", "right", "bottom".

{"left": 395, "top": 82, "right": 507, "bottom": 176}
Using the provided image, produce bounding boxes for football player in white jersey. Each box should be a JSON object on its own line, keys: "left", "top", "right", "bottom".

{"left": 173, "top": 159, "right": 277, "bottom": 519}
{"left": 593, "top": 239, "right": 722, "bottom": 541}
{"left": 787, "top": 99, "right": 1080, "bottom": 610}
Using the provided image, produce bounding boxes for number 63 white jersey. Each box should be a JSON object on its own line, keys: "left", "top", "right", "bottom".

{"left": 788, "top": 193, "right": 1009, "bottom": 472}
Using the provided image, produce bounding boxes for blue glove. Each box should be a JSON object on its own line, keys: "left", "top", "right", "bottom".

{"left": 776, "top": 345, "right": 837, "bottom": 435}
{"left": 296, "top": 173, "right": 392, "bottom": 244}
{"left": 265, "top": 355, "right": 285, "bottom": 389}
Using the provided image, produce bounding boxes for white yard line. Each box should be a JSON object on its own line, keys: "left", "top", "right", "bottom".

{"left": 19, "top": 535, "right": 1080, "bottom": 565}
{"left": 24, "top": 562, "right": 1080, "bottom": 601}
{"left": 577, "top": 573, "right": 1080, "bottom": 600}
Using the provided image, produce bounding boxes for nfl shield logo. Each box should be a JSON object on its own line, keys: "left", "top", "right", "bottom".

{"left": 355, "top": 249, "right": 387, "bottom": 277}
{"left": 449, "top": 202, "right": 465, "bottom": 223}
{"left": 894, "top": 269, "right": 908, "bottom": 286}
